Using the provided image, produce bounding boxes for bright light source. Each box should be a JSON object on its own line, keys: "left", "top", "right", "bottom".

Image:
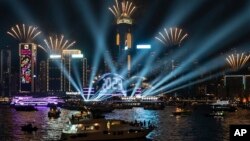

{"left": 49, "top": 54, "right": 61, "bottom": 59}
{"left": 125, "top": 46, "right": 128, "bottom": 50}
{"left": 136, "top": 44, "right": 151, "bottom": 49}
{"left": 66, "top": 92, "right": 81, "bottom": 95}
{"left": 72, "top": 54, "right": 84, "bottom": 58}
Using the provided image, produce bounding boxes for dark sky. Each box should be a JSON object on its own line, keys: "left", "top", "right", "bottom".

{"left": 0, "top": 0, "right": 250, "bottom": 68}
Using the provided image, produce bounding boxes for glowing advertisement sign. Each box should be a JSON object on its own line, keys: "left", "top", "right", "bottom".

{"left": 20, "top": 43, "right": 35, "bottom": 92}
{"left": 98, "top": 73, "right": 126, "bottom": 96}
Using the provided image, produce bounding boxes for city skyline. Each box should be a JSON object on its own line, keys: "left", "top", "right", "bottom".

{"left": 1, "top": 1, "right": 250, "bottom": 141}
{"left": 0, "top": 0, "right": 250, "bottom": 62}
{"left": 0, "top": 0, "right": 250, "bottom": 99}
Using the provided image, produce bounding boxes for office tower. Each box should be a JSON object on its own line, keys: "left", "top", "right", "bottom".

{"left": 47, "top": 55, "right": 63, "bottom": 92}
{"left": 62, "top": 49, "right": 88, "bottom": 92}
{"left": 38, "top": 61, "right": 47, "bottom": 92}
{"left": 109, "top": 0, "right": 136, "bottom": 76}
{"left": 0, "top": 49, "right": 11, "bottom": 96}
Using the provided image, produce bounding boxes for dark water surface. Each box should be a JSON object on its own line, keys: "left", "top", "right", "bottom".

{"left": 1, "top": 105, "right": 250, "bottom": 141}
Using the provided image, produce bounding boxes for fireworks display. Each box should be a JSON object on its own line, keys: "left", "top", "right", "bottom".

{"left": 155, "top": 27, "right": 188, "bottom": 47}
{"left": 226, "top": 53, "right": 250, "bottom": 70}
{"left": 108, "top": 0, "right": 136, "bottom": 18}
{"left": 7, "top": 24, "right": 41, "bottom": 42}
{"left": 40, "top": 35, "right": 76, "bottom": 54}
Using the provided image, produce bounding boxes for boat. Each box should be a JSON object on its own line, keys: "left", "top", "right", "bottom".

{"left": 0, "top": 97, "right": 11, "bottom": 105}
{"left": 207, "top": 111, "right": 225, "bottom": 117}
{"left": 70, "top": 110, "right": 93, "bottom": 124}
{"left": 11, "top": 96, "right": 64, "bottom": 106}
{"left": 172, "top": 107, "right": 192, "bottom": 116}
{"left": 61, "top": 118, "right": 154, "bottom": 141}
{"left": 14, "top": 105, "right": 38, "bottom": 111}
{"left": 48, "top": 107, "right": 61, "bottom": 118}
{"left": 210, "top": 100, "right": 237, "bottom": 112}
{"left": 21, "top": 123, "right": 38, "bottom": 132}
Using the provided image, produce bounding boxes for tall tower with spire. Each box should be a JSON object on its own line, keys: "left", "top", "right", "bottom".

{"left": 109, "top": 0, "right": 136, "bottom": 76}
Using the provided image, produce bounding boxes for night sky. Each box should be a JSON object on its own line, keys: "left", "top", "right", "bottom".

{"left": 1, "top": 0, "right": 250, "bottom": 71}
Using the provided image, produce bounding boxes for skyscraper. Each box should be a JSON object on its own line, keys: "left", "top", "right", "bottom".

{"left": 70, "top": 54, "right": 84, "bottom": 92}
{"left": 0, "top": 48, "right": 11, "bottom": 96}
{"left": 38, "top": 61, "right": 47, "bottom": 92}
{"left": 19, "top": 43, "right": 37, "bottom": 93}
{"left": 109, "top": 0, "right": 136, "bottom": 76}
{"left": 62, "top": 49, "right": 88, "bottom": 92}
{"left": 47, "top": 55, "right": 63, "bottom": 92}
{"left": 62, "top": 49, "right": 81, "bottom": 92}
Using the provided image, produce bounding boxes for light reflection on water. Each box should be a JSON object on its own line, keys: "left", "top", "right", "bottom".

{"left": 1, "top": 106, "right": 250, "bottom": 141}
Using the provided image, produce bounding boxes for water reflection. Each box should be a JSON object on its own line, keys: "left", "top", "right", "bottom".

{"left": 1, "top": 106, "right": 250, "bottom": 141}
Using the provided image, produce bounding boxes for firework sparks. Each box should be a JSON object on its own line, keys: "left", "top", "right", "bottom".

{"left": 109, "top": 0, "right": 136, "bottom": 18}
{"left": 155, "top": 27, "right": 188, "bottom": 47}
{"left": 7, "top": 24, "right": 41, "bottom": 42}
{"left": 226, "top": 53, "right": 250, "bottom": 70}
{"left": 40, "top": 35, "right": 76, "bottom": 54}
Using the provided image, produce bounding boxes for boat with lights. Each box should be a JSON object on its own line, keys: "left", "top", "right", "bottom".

{"left": 172, "top": 107, "right": 192, "bottom": 116}
{"left": 11, "top": 96, "right": 64, "bottom": 106}
{"left": 48, "top": 106, "right": 61, "bottom": 118}
{"left": 61, "top": 118, "right": 154, "bottom": 141}
{"left": 210, "top": 100, "right": 237, "bottom": 112}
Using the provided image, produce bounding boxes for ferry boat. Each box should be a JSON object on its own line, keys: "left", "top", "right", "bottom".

{"left": 210, "top": 100, "right": 237, "bottom": 112}
{"left": 11, "top": 96, "right": 64, "bottom": 106}
{"left": 61, "top": 119, "right": 154, "bottom": 141}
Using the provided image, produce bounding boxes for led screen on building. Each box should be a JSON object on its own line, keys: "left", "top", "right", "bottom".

{"left": 19, "top": 43, "right": 35, "bottom": 92}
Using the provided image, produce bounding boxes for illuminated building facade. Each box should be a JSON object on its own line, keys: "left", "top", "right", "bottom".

{"left": 83, "top": 57, "right": 88, "bottom": 87}
{"left": 109, "top": 0, "right": 136, "bottom": 76}
{"left": 0, "top": 48, "right": 11, "bottom": 96}
{"left": 47, "top": 55, "right": 63, "bottom": 92}
{"left": 62, "top": 50, "right": 81, "bottom": 91}
{"left": 19, "top": 43, "right": 37, "bottom": 93}
{"left": 46, "top": 49, "right": 87, "bottom": 93}
{"left": 62, "top": 49, "right": 87, "bottom": 92}
{"left": 116, "top": 19, "right": 133, "bottom": 76}
{"left": 70, "top": 54, "right": 84, "bottom": 92}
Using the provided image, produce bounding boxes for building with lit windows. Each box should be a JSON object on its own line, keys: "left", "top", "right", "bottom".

{"left": 62, "top": 49, "right": 87, "bottom": 92}
{"left": 47, "top": 55, "right": 63, "bottom": 92}
{"left": 62, "top": 49, "right": 81, "bottom": 91}
{"left": 109, "top": 0, "right": 136, "bottom": 76}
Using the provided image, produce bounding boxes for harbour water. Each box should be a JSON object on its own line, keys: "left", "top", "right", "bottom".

{"left": 1, "top": 105, "right": 250, "bottom": 141}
